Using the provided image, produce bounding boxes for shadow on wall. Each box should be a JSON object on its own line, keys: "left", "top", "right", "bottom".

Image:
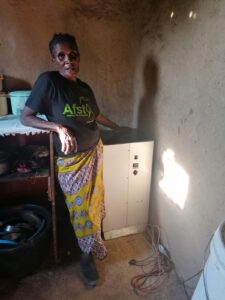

{"left": 4, "top": 75, "right": 31, "bottom": 92}
{"left": 138, "top": 56, "right": 161, "bottom": 225}
{"left": 138, "top": 56, "right": 158, "bottom": 140}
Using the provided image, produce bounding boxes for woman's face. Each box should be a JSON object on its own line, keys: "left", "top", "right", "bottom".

{"left": 52, "top": 42, "right": 80, "bottom": 81}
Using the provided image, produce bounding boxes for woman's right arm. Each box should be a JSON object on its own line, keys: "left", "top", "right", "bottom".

{"left": 20, "top": 106, "right": 77, "bottom": 155}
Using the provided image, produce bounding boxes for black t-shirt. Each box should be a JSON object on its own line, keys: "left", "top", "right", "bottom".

{"left": 25, "top": 71, "right": 100, "bottom": 156}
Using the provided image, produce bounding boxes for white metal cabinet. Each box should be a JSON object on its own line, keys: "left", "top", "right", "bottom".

{"left": 103, "top": 141, "right": 154, "bottom": 240}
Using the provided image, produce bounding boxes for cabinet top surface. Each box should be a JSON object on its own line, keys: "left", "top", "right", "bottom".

{"left": 0, "top": 115, "right": 153, "bottom": 143}
{"left": 100, "top": 128, "right": 153, "bottom": 145}
{"left": 0, "top": 115, "right": 48, "bottom": 136}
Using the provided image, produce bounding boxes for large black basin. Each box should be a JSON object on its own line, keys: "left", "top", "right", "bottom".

{"left": 0, "top": 204, "right": 51, "bottom": 278}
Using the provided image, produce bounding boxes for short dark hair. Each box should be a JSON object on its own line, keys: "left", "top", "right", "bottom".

{"left": 49, "top": 33, "right": 79, "bottom": 56}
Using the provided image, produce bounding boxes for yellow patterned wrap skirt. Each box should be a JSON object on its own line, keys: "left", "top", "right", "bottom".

{"left": 55, "top": 139, "right": 107, "bottom": 259}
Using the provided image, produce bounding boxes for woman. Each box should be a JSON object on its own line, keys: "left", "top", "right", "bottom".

{"left": 21, "top": 33, "right": 121, "bottom": 286}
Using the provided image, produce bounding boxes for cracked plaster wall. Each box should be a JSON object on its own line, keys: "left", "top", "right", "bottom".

{"left": 139, "top": 0, "right": 225, "bottom": 288}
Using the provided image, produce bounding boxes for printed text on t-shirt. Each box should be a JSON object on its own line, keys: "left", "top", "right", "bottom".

{"left": 63, "top": 97, "right": 93, "bottom": 118}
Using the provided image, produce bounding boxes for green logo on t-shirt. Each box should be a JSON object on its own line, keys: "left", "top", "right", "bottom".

{"left": 63, "top": 97, "right": 93, "bottom": 118}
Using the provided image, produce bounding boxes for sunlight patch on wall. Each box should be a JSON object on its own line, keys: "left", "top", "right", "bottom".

{"left": 159, "top": 149, "right": 189, "bottom": 209}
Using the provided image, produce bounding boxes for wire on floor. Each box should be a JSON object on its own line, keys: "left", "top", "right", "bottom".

{"left": 181, "top": 269, "right": 202, "bottom": 300}
{"left": 181, "top": 233, "right": 213, "bottom": 300}
{"left": 129, "top": 224, "right": 173, "bottom": 296}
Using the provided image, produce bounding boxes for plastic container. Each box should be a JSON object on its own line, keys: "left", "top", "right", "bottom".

{"left": 192, "top": 221, "right": 225, "bottom": 300}
{"left": 0, "top": 92, "right": 8, "bottom": 116}
{"left": 8, "top": 90, "right": 31, "bottom": 115}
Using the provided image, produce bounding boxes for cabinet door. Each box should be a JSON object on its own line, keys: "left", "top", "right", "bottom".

{"left": 127, "top": 141, "right": 154, "bottom": 226}
{"left": 103, "top": 144, "right": 129, "bottom": 232}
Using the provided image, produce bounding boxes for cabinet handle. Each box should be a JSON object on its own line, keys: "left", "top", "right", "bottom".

{"left": 133, "top": 170, "right": 138, "bottom": 175}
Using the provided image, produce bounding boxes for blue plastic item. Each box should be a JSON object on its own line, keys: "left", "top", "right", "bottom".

{"left": 8, "top": 90, "right": 31, "bottom": 115}
{"left": 0, "top": 240, "right": 18, "bottom": 245}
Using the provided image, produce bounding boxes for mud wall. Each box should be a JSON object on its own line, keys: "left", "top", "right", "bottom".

{"left": 1, "top": 1, "right": 224, "bottom": 292}
{"left": 137, "top": 1, "right": 225, "bottom": 290}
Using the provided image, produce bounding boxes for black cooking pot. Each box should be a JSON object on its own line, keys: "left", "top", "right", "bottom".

{"left": 0, "top": 204, "right": 51, "bottom": 278}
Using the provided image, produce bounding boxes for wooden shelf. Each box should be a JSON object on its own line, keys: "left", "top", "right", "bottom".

{"left": 0, "top": 126, "right": 58, "bottom": 263}
{"left": 0, "top": 168, "right": 49, "bottom": 182}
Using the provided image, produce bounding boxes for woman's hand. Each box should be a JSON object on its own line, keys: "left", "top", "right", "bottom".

{"left": 96, "top": 114, "right": 120, "bottom": 130}
{"left": 20, "top": 107, "right": 77, "bottom": 155}
{"left": 57, "top": 126, "right": 77, "bottom": 155}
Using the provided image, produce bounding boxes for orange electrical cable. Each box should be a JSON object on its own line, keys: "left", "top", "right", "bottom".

{"left": 130, "top": 225, "right": 173, "bottom": 296}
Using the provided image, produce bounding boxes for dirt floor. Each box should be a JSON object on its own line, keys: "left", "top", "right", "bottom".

{"left": 0, "top": 232, "right": 190, "bottom": 300}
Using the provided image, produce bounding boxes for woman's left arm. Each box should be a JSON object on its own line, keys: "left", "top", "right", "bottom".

{"left": 96, "top": 113, "right": 120, "bottom": 130}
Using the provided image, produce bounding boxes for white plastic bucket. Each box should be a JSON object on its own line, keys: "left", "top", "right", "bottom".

{"left": 8, "top": 90, "right": 31, "bottom": 115}
{"left": 192, "top": 221, "right": 225, "bottom": 300}
{"left": 0, "top": 92, "right": 8, "bottom": 116}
